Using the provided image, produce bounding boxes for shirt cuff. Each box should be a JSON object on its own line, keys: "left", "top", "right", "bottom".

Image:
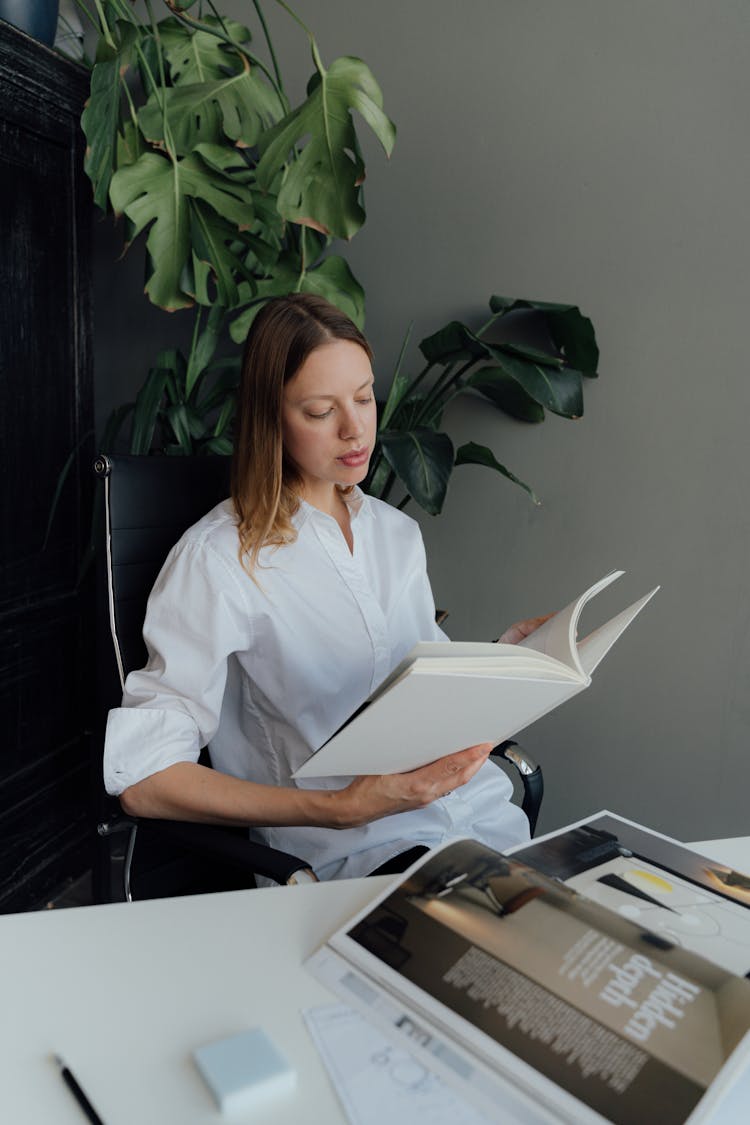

{"left": 103, "top": 706, "right": 202, "bottom": 795}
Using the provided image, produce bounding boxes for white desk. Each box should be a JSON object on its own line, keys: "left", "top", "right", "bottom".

{"left": 0, "top": 839, "right": 747, "bottom": 1125}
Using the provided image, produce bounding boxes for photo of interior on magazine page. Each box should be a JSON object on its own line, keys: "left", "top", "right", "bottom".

{"left": 341, "top": 840, "right": 750, "bottom": 1125}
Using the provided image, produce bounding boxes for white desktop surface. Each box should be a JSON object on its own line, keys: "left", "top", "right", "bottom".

{"left": 0, "top": 875, "right": 392, "bottom": 1125}
{"left": 0, "top": 838, "right": 748, "bottom": 1125}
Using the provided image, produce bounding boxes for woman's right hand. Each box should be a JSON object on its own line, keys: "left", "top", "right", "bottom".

{"left": 330, "top": 741, "right": 493, "bottom": 829}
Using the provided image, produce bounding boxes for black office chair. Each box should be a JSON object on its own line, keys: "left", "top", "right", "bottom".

{"left": 93, "top": 453, "right": 317, "bottom": 902}
{"left": 93, "top": 454, "right": 543, "bottom": 902}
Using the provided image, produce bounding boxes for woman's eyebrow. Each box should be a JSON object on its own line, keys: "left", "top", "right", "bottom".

{"left": 296, "top": 378, "right": 374, "bottom": 402}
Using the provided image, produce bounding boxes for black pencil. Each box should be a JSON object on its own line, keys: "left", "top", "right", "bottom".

{"left": 53, "top": 1054, "right": 106, "bottom": 1125}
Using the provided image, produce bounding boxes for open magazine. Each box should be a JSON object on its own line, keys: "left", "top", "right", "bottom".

{"left": 294, "top": 571, "right": 658, "bottom": 780}
{"left": 307, "top": 819, "right": 750, "bottom": 1124}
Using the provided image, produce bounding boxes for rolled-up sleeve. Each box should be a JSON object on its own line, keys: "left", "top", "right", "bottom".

{"left": 103, "top": 535, "right": 253, "bottom": 795}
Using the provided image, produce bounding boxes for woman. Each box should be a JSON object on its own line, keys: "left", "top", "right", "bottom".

{"left": 104, "top": 294, "right": 543, "bottom": 880}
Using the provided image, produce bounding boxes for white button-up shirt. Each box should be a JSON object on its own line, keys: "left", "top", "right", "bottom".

{"left": 104, "top": 488, "right": 529, "bottom": 879}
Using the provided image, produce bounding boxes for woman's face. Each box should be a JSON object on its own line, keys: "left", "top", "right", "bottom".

{"left": 281, "top": 339, "right": 377, "bottom": 507}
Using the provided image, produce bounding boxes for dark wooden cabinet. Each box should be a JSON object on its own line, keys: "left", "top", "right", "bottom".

{"left": 0, "top": 20, "right": 94, "bottom": 910}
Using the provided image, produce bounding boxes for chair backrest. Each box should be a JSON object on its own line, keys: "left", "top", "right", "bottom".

{"left": 94, "top": 454, "right": 231, "bottom": 686}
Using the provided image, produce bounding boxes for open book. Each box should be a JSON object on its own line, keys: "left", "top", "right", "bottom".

{"left": 308, "top": 818, "right": 750, "bottom": 1125}
{"left": 293, "top": 571, "right": 658, "bottom": 780}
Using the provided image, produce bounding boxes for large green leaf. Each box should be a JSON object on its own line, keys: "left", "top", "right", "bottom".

{"left": 298, "top": 254, "right": 365, "bottom": 326}
{"left": 229, "top": 253, "right": 364, "bottom": 342}
{"left": 188, "top": 203, "right": 251, "bottom": 308}
{"left": 203, "top": 435, "right": 234, "bottom": 455}
{"left": 193, "top": 143, "right": 283, "bottom": 275}
{"left": 364, "top": 454, "right": 392, "bottom": 501}
{"left": 138, "top": 59, "right": 280, "bottom": 154}
{"left": 378, "top": 324, "right": 413, "bottom": 430}
{"left": 110, "top": 151, "right": 255, "bottom": 310}
{"left": 419, "top": 321, "right": 490, "bottom": 366}
{"left": 256, "top": 55, "right": 395, "bottom": 240}
{"left": 82, "top": 21, "right": 137, "bottom": 210}
{"left": 185, "top": 303, "right": 225, "bottom": 398}
{"left": 388, "top": 391, "right": 444, "bottom": 432}
{"left": 467, "top": 366, "right": 545, "bottom": 423}
{"left": 489, "top": 296, "right": 599, "bottom": 376}
{"left": 455, "top": 442, "right": 539, "bottom": 505}
{"left": 159, "top": 16, "right": 250, "bottom": 85}
{"left": 484, "top": 348, "right": 584, "bottom": 418}
{"left": 115, "top": 120, "right": 144, "bottom": 171}
{"left": 191, "top": 358, "right": 240, "bottom": 417}
{"left": 130, "top": 365, "right": 170, "bottom": 454}
{"left": 492, "top": 339, "right": 563, "bottom": 367}
{"left": 212, "top": 394, "right": 236, "bottom": 439}
{"left": 166, "top": 403, "right": 197, "bottom": 453}
{"left": 378, "top": 428, "right": 454, "bottom": 515}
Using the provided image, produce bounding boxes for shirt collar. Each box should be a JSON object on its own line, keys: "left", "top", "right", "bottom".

{"left": 293, "top": 486, "right": 375, "bottom": 528}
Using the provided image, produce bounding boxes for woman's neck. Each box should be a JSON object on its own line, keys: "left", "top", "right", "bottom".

{"left": 300, "top": 484, "right": 354, "bottom": 552}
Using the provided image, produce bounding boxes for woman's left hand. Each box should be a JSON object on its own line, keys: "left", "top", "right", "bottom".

{"left": 496, "top": 614, "right": 553, "bottom": 646}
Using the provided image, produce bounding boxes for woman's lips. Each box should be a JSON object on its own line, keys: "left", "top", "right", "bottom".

{"left": 337, "top": 447, "right": 369, "bottom": 467}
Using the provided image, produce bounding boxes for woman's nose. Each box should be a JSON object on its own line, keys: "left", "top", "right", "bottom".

{"left": 340, "top": 408, "right": 364, "bottom": 438}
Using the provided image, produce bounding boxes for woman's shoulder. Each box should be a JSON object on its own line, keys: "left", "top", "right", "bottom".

{"left": 157, "top": 499, "right": 246, "bottom": 593}
{"left": 176, "top": 498, "right": 240, "bottom": 557}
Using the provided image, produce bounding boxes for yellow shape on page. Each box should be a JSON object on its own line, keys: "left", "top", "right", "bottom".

{"left": 622, "top": 869, "right": 674, "bottom": 895}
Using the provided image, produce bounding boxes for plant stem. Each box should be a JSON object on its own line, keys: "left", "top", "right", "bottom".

{"left": 476, "top": 311, "right": 504, "bottom": 337}
{"left": 272, "top": 0, "right": 314, "bottom": 42}
{"left": 144, "top": 0, "right": 177, "bottom": 158}
{"left": 383, "top": 361, "right": 433, "bottom": 430}
{"left": 378, "top": 468, "right": 398, "bottom": 505}
{"left": 413, "top": 360, "right": 469, "bottom": 428}
{"left": 252, "top": 0, "right": 287, "bottom": 98}
{"left": 91, "top": 0, "right": 116, "bottom": 48}
{"left": 121, "top": 77, "right": 140, "bottom": 136}
{"left": 185, "top": 307, "right": 203, "bottom": 400}
{"left": 295, "top": 226, "right": 308, "bottom": 289}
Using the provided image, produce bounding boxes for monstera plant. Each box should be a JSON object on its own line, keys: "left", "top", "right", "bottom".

{"left": 83, "top": 0, "right": 393, "bottom": 319}
{"left": 82, "top": 0, "right": 394, "bottom": 451}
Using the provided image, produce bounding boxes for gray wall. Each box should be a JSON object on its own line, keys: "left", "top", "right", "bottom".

{"left": 94, "top": 1, "right": 750, "bottom": 841}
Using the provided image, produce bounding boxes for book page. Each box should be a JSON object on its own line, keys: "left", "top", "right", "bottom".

{"left": 576, "top": 588, "right": 659, "bottom": 676}
{"left": 518, "top": 571, "right": 630, "bottom": 676}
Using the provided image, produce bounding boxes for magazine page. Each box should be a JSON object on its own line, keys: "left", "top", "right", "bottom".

{"left": 311, "top": 840, "right": 750, "bottom": 1125}
{"left": 509, "top": 811, "right": 750, "bottom": 977}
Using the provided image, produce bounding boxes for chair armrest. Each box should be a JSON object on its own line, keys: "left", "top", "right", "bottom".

{"left": 98, "top": 814, "right": 316, "bottom": 900}
{"left": 149, "top": 820, "right": 317, "bottom": 885}
{"left": 491, "top": 740, "right": 544, "bottom": 837}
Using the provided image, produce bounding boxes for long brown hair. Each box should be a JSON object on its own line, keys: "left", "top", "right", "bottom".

{"left": 231, "top": 293, "right": 373, "bottom": 574}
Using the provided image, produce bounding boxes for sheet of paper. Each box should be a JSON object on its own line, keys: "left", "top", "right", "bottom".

{"left": 303, "top": 1003, "right": 494, "bottom": 1125}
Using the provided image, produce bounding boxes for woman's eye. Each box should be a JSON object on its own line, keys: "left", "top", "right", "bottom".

{"left": 306, "top": 410, "right": 333, "bottom": 420}
{"left": 356, "top": 396, "right": 373, "bottom": 405}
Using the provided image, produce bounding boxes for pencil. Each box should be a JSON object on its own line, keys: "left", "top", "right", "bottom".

{"left": 53, "top": 1054, "right": 106, "bottom": 1125}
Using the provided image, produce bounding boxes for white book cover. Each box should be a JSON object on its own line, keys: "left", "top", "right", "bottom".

{"left": 294, "top": 571, "right": 658, "bottom": 780}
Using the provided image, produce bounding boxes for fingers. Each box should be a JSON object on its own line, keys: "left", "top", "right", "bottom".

{"left": 496, "top": 613, "right": 554, "bottom": 645}
{"left": 413, "top": 741, "right": 493, "bottom": 799}
{"left": 337, "top": 742, "right": 493, "bottom": 828}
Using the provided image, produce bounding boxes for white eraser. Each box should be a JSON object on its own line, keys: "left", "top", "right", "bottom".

{"left": 193, "top": 1027, "right": 296, "bottom": 1116}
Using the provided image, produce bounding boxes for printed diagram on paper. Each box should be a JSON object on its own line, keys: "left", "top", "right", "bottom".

{"left": 304, "top": 1003, "right": 493, "bottom": 1125}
